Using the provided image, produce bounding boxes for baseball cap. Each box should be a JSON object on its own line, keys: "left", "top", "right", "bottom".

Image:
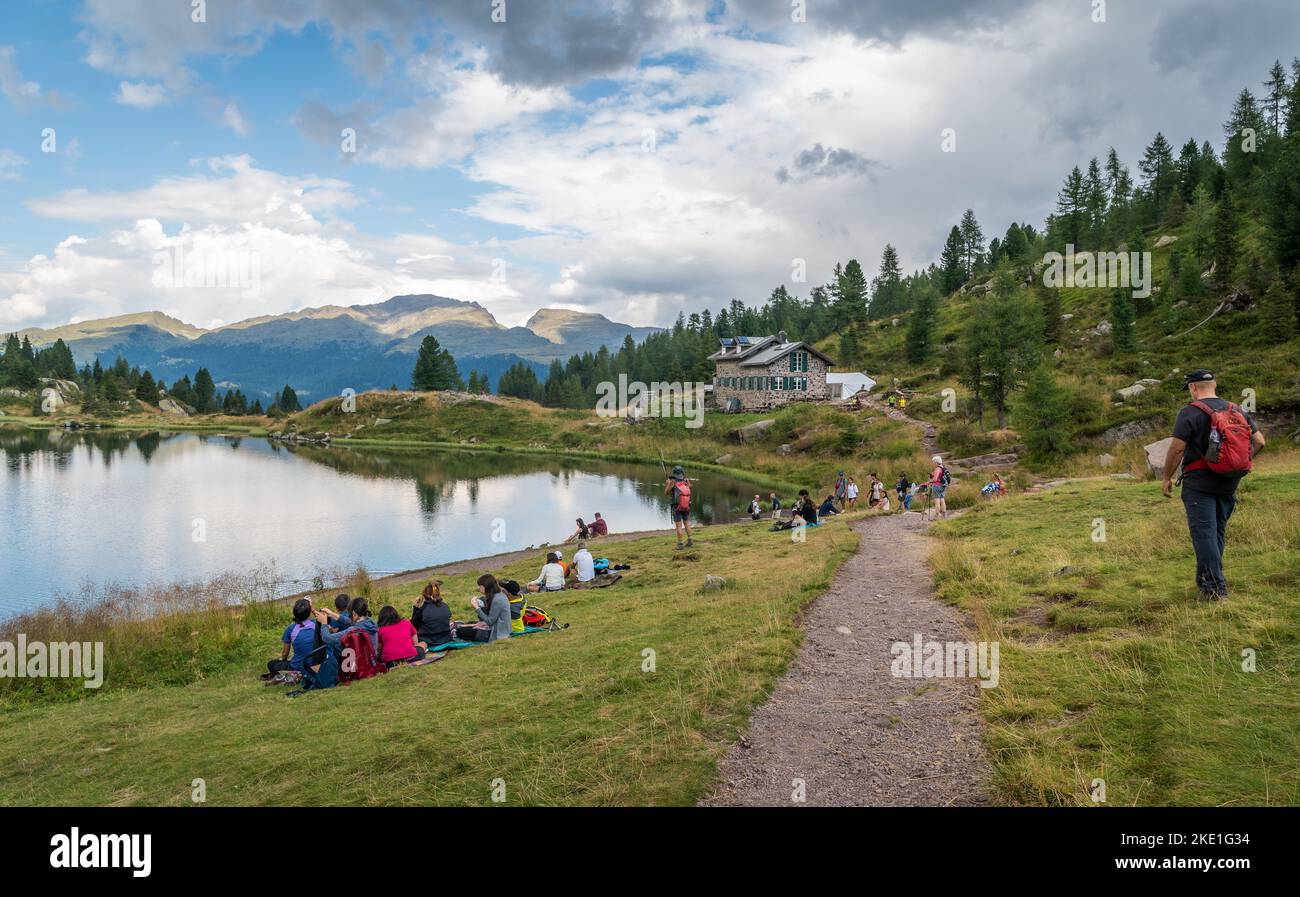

{"left": 1183, "top": 369, "right": 1215, "bottom": 387}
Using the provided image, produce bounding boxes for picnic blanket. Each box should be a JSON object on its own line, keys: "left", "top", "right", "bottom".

{"left": 426, "top": 626, "right": 555, "bottom": 653}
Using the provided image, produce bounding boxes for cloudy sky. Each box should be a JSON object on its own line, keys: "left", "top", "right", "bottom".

{"left": 1, "top": 0, "right": 1297, "bottom": 330}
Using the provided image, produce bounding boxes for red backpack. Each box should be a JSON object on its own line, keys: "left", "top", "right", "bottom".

{"left": 338, "top": 628, "right": 386, "bottom": 685}
{"left": 673, "top": 480, "right": 691, "bottom": 511}
{"left": 1184, "top": 400, "right": 1253, "bottom": 477}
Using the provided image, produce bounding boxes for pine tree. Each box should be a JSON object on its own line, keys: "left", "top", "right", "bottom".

{"left": 1223, "top": 89, "right": 1264, "bottom": 185}
{"left": 1263, "top": 60, "right": 1288, "bottom": 137}
{"left": 136, "top": 370, "right": 157, "bottom": 405}
{"left": 1084, "top": 158, "right": 1107, "bottom": 247}
{"left": 833, "top": 259, "right": 868, "bottom": 324}
{"left": 1110, "top": 287, "right": 1136, "bottom": 353}
{"left": 1054, "top": 166, "right": 1087, "bottom": 248}
{"left": 905, "top": 281, "right": 938, "bottom": 363}
{"left": 1261, "top": 278, "right": 1296, "bottom": 344}
{"left": 838, "top": 329, "right": 858, "bottom": 367}
{"left": 1019, "top": 364, "right": 1072, "bottom": 461}
{"left": 1138, "top": 132, "right": 1176, "bottom": 219}
{"left": 193, "top": 368, "right": 216, "bottom": 412}
{"left": 939, "top": 226, "right": 966, "bottom": 293}
{"left": 869, "top": 244, "right": 904, "bottom": 318}
{"left": 1211, "top": 197, "right": 1238, "bottom": 288}
{"left": 278, "top": 384, "right": 301, "bottom": 413}
{"left": 411, "top": 335, "right": 460, "bottom": 391}
{"left": 1040, "top": 286, "right": 1062, "bottom": 344}
{"left": 959, "top": 209, "right": 985, "bottom": 277}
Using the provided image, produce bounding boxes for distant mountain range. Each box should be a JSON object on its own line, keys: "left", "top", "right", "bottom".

{"left": 17, "top": 295, "right": 661, "bottom": 400}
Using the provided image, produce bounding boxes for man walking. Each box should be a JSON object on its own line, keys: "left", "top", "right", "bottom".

{"left": 1162, "top": 369, "right": 1264, "bottom": 600}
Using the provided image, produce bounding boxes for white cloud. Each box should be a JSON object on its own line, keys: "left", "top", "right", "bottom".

{"left": 0, "top": 46, "right": 66, "bottom": 109}
{"left": 0, "top": 149, "right": 27, "bottom": 181}
{"left": 114, "top": 80, "right": 168, "bottom": 107}
{"left": 221, "top": 100, "right": 252, "bottom": 136}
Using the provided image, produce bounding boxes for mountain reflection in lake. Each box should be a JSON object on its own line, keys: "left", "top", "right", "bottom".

{"left": 0, "top": 428, "right": 758, "bottom": 615}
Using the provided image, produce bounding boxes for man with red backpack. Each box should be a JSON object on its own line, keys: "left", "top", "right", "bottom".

{"left": 1162, "top": 369, "right": 1265, "bottom": 601}
{"left": 665, "top": 464, "right": 695, "bottom": 550}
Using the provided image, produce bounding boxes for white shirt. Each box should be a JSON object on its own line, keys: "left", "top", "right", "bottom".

{"left": 846, "top": 483, "right": 859, "bottom": 499}
{"left": 532, "top": 562, "right": 566, "bottom": 590}
{"left": 573, "top": 549, "right": 595, "bottom": 583}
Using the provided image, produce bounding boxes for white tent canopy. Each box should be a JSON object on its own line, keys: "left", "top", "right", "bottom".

{"left": 827, "top": 372, "right": 876, "bottom": 399}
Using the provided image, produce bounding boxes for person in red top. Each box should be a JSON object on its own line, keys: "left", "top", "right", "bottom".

{"left": 927, "top": 455, "right": 949, "bottom": 520}
{"left": 376, "top": 605, "right": 424, "bottom": 666}
{"left": 589, "top": 512, "right": 608, "bottom": 537}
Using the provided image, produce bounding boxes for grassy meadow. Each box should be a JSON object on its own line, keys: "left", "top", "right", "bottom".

{"left": 0, "top": 514, "right": 859, "bottom": 806}
{"left": 929, "top": 452, "right": 1300, "bottom": 806}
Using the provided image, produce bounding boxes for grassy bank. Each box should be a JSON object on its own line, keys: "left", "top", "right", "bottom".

{"left": 929, "top": 454, "right": 1300, "bottom": 806}
{"left": 0, "top": 515, "right": 859, "bottom": 806}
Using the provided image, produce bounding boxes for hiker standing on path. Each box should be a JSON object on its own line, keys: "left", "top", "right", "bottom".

{"left": 927, "top": 455, "right": 949, "bottom": 520}
{"left": 896, "top": 472, "right": 912, "bottom": 510}
{"left": 834, "top": 470, "right": 848, "bottom": 509}
{"left": 1161, "top": 369, "right": 1264, "bottom": 600}
{"left": 666, "top": 464, "right": 695, "bottom": 550}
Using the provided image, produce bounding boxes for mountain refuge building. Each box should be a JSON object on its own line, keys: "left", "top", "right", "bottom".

{"left": 708, "top": 332, "right": 836, "bottom": 411}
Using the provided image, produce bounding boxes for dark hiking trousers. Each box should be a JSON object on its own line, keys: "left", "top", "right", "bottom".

{"left": 1181, "top": 486, "right": 1236, "bottom": 596}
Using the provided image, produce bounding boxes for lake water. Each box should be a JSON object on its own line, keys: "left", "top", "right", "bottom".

{"left": 0, "top": 428, "right": 758, "bottom": 617}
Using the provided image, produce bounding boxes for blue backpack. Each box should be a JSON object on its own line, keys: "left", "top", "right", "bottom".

{"left": 593, "top": 558, "right": 610, "bottom": 573}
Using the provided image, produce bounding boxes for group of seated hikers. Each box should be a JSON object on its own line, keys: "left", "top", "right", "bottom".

{"left": 528, "top": 542, "right": 626, "bottom": 591}
{"left": 770, "top": 489, "right": 824, "bottom": 530}
{"left": 564, "top": 512, "right": 609, "bottom": 543}
{"left": 263, "top": 574, "right": 557, "bottom": 690}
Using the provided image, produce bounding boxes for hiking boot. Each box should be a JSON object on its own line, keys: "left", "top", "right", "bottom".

{"left": 1197, "top": 589, "right": 1227, "bottom": 602}
{"left": 676, "top": 541, "right": 685, "bottom": 550}
{"left": 686, "top": 538, "right": 695, "bottom": 547}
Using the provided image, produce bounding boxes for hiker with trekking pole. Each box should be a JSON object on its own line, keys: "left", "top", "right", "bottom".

{"left": 1161, "top": 369, "right": 1265, "bottom": 601}
{"left": 662, "top": 456, "right": 695, "bottom": 550}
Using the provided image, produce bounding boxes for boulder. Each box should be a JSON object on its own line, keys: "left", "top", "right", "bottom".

{"left": 714, "top": 453, "right": 733, "bottom": 465}
{"left": 37, "top": 378, "right": 81, "bottom": 409}
{"left": 1154, "top": 234, "right": 1179, "bottom": 248}
{"left": 158, "top": 397, "right": 192, "bottom": 417}
{"left": 702, "top": 575, "right": 727, "bottom": 591}
{"left": 1100, "top": 416, "right": 1162, "bottom": 444}
{"left": 1091, "top": 320, "right": 1112, "bottom": 336}
{"left": 1097, "top": 453, "right": 1116, "bottom": 467}
{"left": 1145, "top": 437, "right": 1175, "bottom": 476}
{"left": 729, "top": 418, "right": 776, "bottom": 443}
{"left": 777, "top": 443, "right": 794, "bottom": 455}
{"left": 374, "top": 417, "right": 393, "bottom": 426}
{"left": 0, "top": 387, "right": 23, "bottom": 399}
{"left": 947, "top": 452, "right": 1019, "bottom": 469}
{"left": 1115, "top": 379, "right": 1160, "bottom": 401}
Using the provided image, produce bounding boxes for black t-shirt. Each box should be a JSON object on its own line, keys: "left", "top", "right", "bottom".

{"left": 1172, "top": 397, "right": 1258, "bottom": 495}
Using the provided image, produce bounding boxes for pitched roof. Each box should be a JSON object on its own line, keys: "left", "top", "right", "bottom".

{"left": 737, "top": 340, "right": 835, "bottom": 368}
{"left": 706, "top": 334, "right": 777, "bottom": 361}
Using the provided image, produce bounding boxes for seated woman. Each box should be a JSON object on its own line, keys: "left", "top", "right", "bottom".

{"left": 790, "top": 490, "right": 819, "bottom": 527}
{"left": 316, "top": 596, "right": 379, "bottom": 655}
{"left": 265, "top": 597, "right": 319, "bottom": 678}
{"left": 528, "top": 551, "right": 567, "bottom": 592}
{"left": 818, "top": 494, "right": 840, "bottom": 517}
{"left": 377, "top": 605, "right": 424, "bottom": 666}
{"left": 327, "top": 593, "right": 352, "bottom": 631}
{"left": 564, "top": 518, "right": 590, "bottom": 543}
{"left": 455, "top": 574, "right": 513, "bottom": 643}
{"left": 411, "top": 581, "right": 451, "bottom": 650}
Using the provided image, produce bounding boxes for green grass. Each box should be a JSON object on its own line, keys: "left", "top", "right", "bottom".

{"left": 929, "top": 455, "right": 1300, "bottom": 806}
{"left": 0, "top": 516, "right": 859, "bottom": 806}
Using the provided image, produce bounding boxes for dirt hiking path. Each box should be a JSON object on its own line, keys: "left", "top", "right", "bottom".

{"left": 702, "top": 511, "right": 991, "bottom": 806}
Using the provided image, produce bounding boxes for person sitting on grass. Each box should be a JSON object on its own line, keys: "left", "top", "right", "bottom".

{"left": 572, "top": 541, "right": 596, "bottom": 584}
{"left": 411, "top": 581, "right": 451, "bottom": 650}
{"left": 818, "top": 494, "right": 840, "bottom": 518}
{"left": 528, "top": 551, "right": 566, "bottom": 592}
{"left": 327, "top": 593, "right": 352, "bottom": 631}
{"left": 376, "top": 604, "right": 424, "bottom": 667}
{"left": 316, "top": 596, "right": 379, "bottom": 655}
{"left": 588, "top": 512, "right": 608, "bottom": 537}
{"left": 790, "top": 490, "right": 819, "bottom": 528}
{"left": 565, "top": 518, "right": 590, "bottom": 543}
{"left": 455, "top": 574, "right": 513, "bottom": 643}
{"left": 266, "top": 597, "right": 318, "bottom": 678}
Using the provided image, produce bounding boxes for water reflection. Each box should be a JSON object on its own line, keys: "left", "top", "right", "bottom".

{"left": 1, "top": 427, "right": 756, "bottom": 615}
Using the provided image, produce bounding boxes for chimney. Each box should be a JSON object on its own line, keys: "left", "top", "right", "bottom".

{"left": 777, "top": 330, "right": 788, "bottom": 344}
